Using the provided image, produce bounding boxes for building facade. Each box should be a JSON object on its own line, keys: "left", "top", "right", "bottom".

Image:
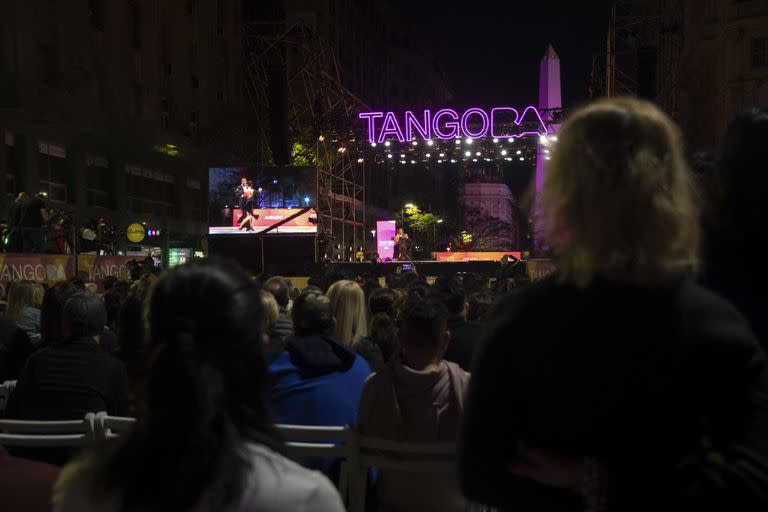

{"left": 0, "top": 0, "right": 255, "bottom": 258}
{"left": 459, "top": 169, "right": 519, "bottom": 250}
{"left": 601, "top": 0, "right": 768, "bottom": 150}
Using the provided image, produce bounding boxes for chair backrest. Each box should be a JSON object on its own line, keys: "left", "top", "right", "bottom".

{"left": 0, "top": 380, "right": 17, "bottom": 412}
{"left": 275, "top": 423, "right": 357, "bottom": 506}
{"left": 348, "top": 436, "right": 459, "bottom": 512}
{"left": 0, "top": 414, "right": 94, "bottom": 448}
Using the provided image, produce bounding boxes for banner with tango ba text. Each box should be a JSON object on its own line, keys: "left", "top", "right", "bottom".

{"left": 76, "top": 255, "right": 136, "bottom": 290}
{"left": 526, "top": 259, "right": 557, "bottom": 281}
{"left": 0, "top": 254, "right": 138, "bottom": 291}
{"left": 0, "top": 253, "right": 74, "bottom": 285}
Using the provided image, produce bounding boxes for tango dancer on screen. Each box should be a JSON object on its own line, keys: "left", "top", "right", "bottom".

{"left": 238, "top": 187, "right": 258, "bottom": 231}
{"left": 234, "top": 176, "right": 252, "bottom": 208}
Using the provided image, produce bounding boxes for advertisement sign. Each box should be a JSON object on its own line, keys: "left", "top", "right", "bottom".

{"left": 376, "top": 220, "right": 397, "bottom": 261}
{"left": 526, "top": 259, "right": 557, "bottom": 281}
{"left": 126, "top": 223, "right": 146, "bottom": 243}
{"left": 435, "top": 251, "right": 522, "bottom": 262}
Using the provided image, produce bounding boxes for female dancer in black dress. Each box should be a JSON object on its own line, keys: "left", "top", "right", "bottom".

{"left": 238, "top": 187, "right": 256, "bottom": 231}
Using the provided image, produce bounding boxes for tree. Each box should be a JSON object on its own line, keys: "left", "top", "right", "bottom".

{"left": 462, "top": 206, "right": 517, "bottom": 250}
{"left": 395, "top": 204, "right": 445, "bottom": 252}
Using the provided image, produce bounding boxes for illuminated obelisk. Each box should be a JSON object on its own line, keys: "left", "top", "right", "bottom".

{"left": 533, "top": 44, "right": 562, "bottom": 254}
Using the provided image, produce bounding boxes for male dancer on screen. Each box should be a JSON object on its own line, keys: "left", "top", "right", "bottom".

{"left": 234, "top": 177, "right": 251, "bottom": 208}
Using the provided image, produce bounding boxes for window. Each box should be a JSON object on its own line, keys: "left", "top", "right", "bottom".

{"left": 751, "top": 37, "right": 768, "bottom": 67}
{"left": 38, "top": 141, "right": 69, "bottom": 203}
{"left": 126, "top": 165, "right": 175, "bottom": 217}
{"left": 86, "top": 155, "right": 112, "bottom": 209}
{"left": 88, "top": 0, "right": 104, "bottom": 30}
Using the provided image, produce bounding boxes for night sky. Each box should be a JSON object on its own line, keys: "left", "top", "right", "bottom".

{"left": 394, "top": 0, "right": 615, "bottom": 109}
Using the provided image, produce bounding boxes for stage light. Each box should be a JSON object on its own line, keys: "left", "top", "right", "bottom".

{"left": 338, "top": 147, "right": 346, "bottom": 153}
{"left": 472, "top": 158, "right": 478, "bottom": 162}
{"left": 370, "top": 229, "right": 376, "bottom": 236}
{"left": 519, "top": 157, "right": 525, "bottom": 161}
{"left": 410, "top": 160, "right": 416, "bottom": 164}
{"left": 400, "top": 160, "right": 406, "bottom": 164}
{"left": 437, "top": 159, "right": 442, "bottom": 163}
{"left": 552, "top": 135, "right": 558, "bottom": 141}
{"left": 412, "top": 141, "right": 418, "bottom": 146}
{"left": 450, "top": 159, "right": 457, "bottom": 163}
{"left": 400, "top": 154, "right": 405, "bottom": 158}
{"left": 384, "top": 141, "right": 391, "bottom": 147}
{"left": 304, "top": 196, "right": 310, "bottom": 204}
{"left": 370, "top": 142, "right": 377, "bottom": 147}
{"left": 437, "top": 219, "right": 444, "bottom": 223}
{"left": 454, "top": 139, "right": 461, "bottom": 145}
{"left": 545, "top": 156, "right": 551, "bottom": 160}
{"left": 258, "top": 187, "right": 263, "bottom": 193}
{"left": 439, "top": 153, "right": 445, "bottom": 157}
{"left": 465, "top": 138, "right": 473, "bottom": 145}
{"left": 475, "top": 151, "right": 481, "bottom": 156}
{"left": 357, "top": 158, "right": 364, "bottom": 163}
{"left": 539, "top": 135, "right": 548, "bottom": 144}
{"left": 427, "top": 140, "right": 434, "bottom": 146}
{"left": 508, "top": 137, "right": 514, "bottom": 142}
{"left": 516, "top": 150, "right": 522, "bottom": 155}
{"left": 426, "top": 153, "right": 431, "bottom": 158}
{"left": 464, "top": 151, "right": 471, "bottom": 157}
{"left": 493, "top": 138, "right": 499, "bottom": 143}
{"left": 272, "top": 179, "right": 278, "bottom": 184}
{"left": 387, "top": 153, "right": 393, "bottom": 159}
{"left": 405, "top": 203, "right": 415, "bottom": 208}
{"left": 318, "top": 134, "right": 325, "bottom": 141}
{"left": 544, "top": 149, "right": 550, "bottom": 154}
{"left": 501, "top": 149, "right": 508, "bottom": 155}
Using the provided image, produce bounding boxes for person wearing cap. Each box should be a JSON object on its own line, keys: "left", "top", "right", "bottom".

{"left": 6, "top": 293, "right": 129, "bottom": 420}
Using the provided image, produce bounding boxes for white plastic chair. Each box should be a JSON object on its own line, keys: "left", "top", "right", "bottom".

{"left": 275, "top": 423, "right": 358, "bottom": 507}
{"left": 349, "top": 436, "right": 462, "bottom": 512}
{"left": 0, "top": 380, "right": 17, "bottom": 412}
{"left": 92, "top": 411, "right": 136, "bottom": 440}
{"left": 0, "top": 413, "right": 95, "bottom": 448}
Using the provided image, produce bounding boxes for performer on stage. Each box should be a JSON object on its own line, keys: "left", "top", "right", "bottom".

{"left": 394, "top": 227, "right": 411, "bottom": 261}
{"left": 238, "top": 187, "right": 257, "bottom": 231}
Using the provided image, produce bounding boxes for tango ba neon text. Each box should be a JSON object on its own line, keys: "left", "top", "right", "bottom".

{"left": 359, "top": 106, "right": 548, "bottom": 143}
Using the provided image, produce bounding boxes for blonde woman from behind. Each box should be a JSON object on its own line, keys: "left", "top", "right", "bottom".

{"left": 327, "top": 280, "right": 385, "bottom": 371}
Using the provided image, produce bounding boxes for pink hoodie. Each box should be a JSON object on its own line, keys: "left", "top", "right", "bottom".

{"left": 357, "top": 359, "right": 471, "bottom": 512}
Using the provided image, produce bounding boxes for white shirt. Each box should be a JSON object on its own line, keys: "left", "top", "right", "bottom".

{"left": 53, "top": 442, "right": 345, "bottom": 512}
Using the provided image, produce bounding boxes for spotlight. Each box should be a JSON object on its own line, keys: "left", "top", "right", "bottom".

{"left": 516, "top": 150, "right": 522, "bottom": 155}
{"left": 472, "top": 158, "right": 478, "bottom": 162}
{"left": 454, "top": 139, "right": 461, "bottom": 145}
{"left": 318, "top": 134, "right": 325, "bottom": 141}
{"left": 501, "top": 149, "right": 508, "bottom": 156}
{"left": 384, "top": 141, "right": 391, "bottom": 147}
{"left": 410, "top": 160, "right": 415, "bottom": 164}
{"left": 370, "top": 142, "right": 377, "bottom": 147}
{"left": 400, "top": 154, "right": 405, "bottom": 158}
{"left": 519, "top": 157, "right": 525, "bottom": 161}
{"left": 357, "top": 158, "right": 364, "bottom": 163}
{"left": 387, "top": 154, "right": 393, "bottom": 159}
{"left": 304, "top": 196, "right": 310, "bottom": 204}
{"left": 439, "top": 153, "right": 445, "bottom": 157}
{"left": 539, "top": 135, "right": 548, "bottom": 144}
{"left": 475, "top": 151, "right": 481, "bottom": 156}
{"left": 426, "top": 140, "right": 434, "bottom": 146}
{"left": 508, "top": 137, "right": 514, "bottom": 142}
{"left": 492, "top": 138, "right": 499, "bottom": 143}
{"left": 450, "top": 159, "right": 457, "bottom": 163}
{"left": 552, "top": 135, "right": 558, "bottom": 141}
{"left": 437, "top": 159, "right": 442, "bottom": 163}
{"left": 465, "top": 138, "right": 473, "bottom": 145}
{"left": 464, "top": 151, "right": 471, "bottom": 157}
{"left": 426, "top": 153, "right": 431, "bottom": 158}
{"left": 412, "top": 141, "right": 418, "bottom": 146}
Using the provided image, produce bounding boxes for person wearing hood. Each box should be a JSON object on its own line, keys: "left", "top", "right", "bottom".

{"left": 267, "top": 290, "right": 371, "bottom": 478}
{"left": 357, "top": 299, "right": 471, "bottom": 512}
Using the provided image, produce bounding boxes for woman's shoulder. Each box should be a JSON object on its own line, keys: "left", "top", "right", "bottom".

{"left": 237, "top": 443, "right": 344, "bottom": 511}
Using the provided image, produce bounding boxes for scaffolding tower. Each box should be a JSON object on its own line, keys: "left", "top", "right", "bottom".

{"left": 245, "top": 19, "right": 368, "bottom": 260}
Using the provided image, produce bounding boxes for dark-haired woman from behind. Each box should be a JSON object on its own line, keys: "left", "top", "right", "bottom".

{"left": 52, "top": 260, "right": 344, "bottom": 512}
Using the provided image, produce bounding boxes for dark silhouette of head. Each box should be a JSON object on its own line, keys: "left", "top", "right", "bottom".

{"left": 40, "top": 281, "right": 80, "bottom": 346}
{"left": 62, "top": 292, "right": 107, "bottom": 338}
{"left": 399, "top": 299, "right": 450, "bottom": 368}
{"left": 263, "top": 276, "right": 290, "bottom": 309}
{"left": 292, "top": 291, "right": 334, "bottom": 336}
{"left": 368, "top": 287, "right": 397, "bottom": 319}
{"left": 101, "top": 259, "right": 277, "bottom": 511}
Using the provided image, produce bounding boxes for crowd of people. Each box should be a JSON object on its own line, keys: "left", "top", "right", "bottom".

{"left": 0, "top": 98, "right": 767, "bottom": 511}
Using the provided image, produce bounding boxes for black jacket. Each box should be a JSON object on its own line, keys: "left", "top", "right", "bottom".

{"left": 354, "top": 337, "right": 386, "bottom": 373}
{"left": 0, "top": 318, "right": 34, "bottom": 382}
{"left": 6, "top": 336, "right": 130, "bottom": 420}
{"left": 445, "top": 318, "right": 484, "bottom": 371}
{"left": 459, "top": 277, "right": 768, "bottom": 512}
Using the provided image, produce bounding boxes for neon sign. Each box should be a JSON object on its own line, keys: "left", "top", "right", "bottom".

{"left": 359, "top": 106, "right": 548, "bottom": 143}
